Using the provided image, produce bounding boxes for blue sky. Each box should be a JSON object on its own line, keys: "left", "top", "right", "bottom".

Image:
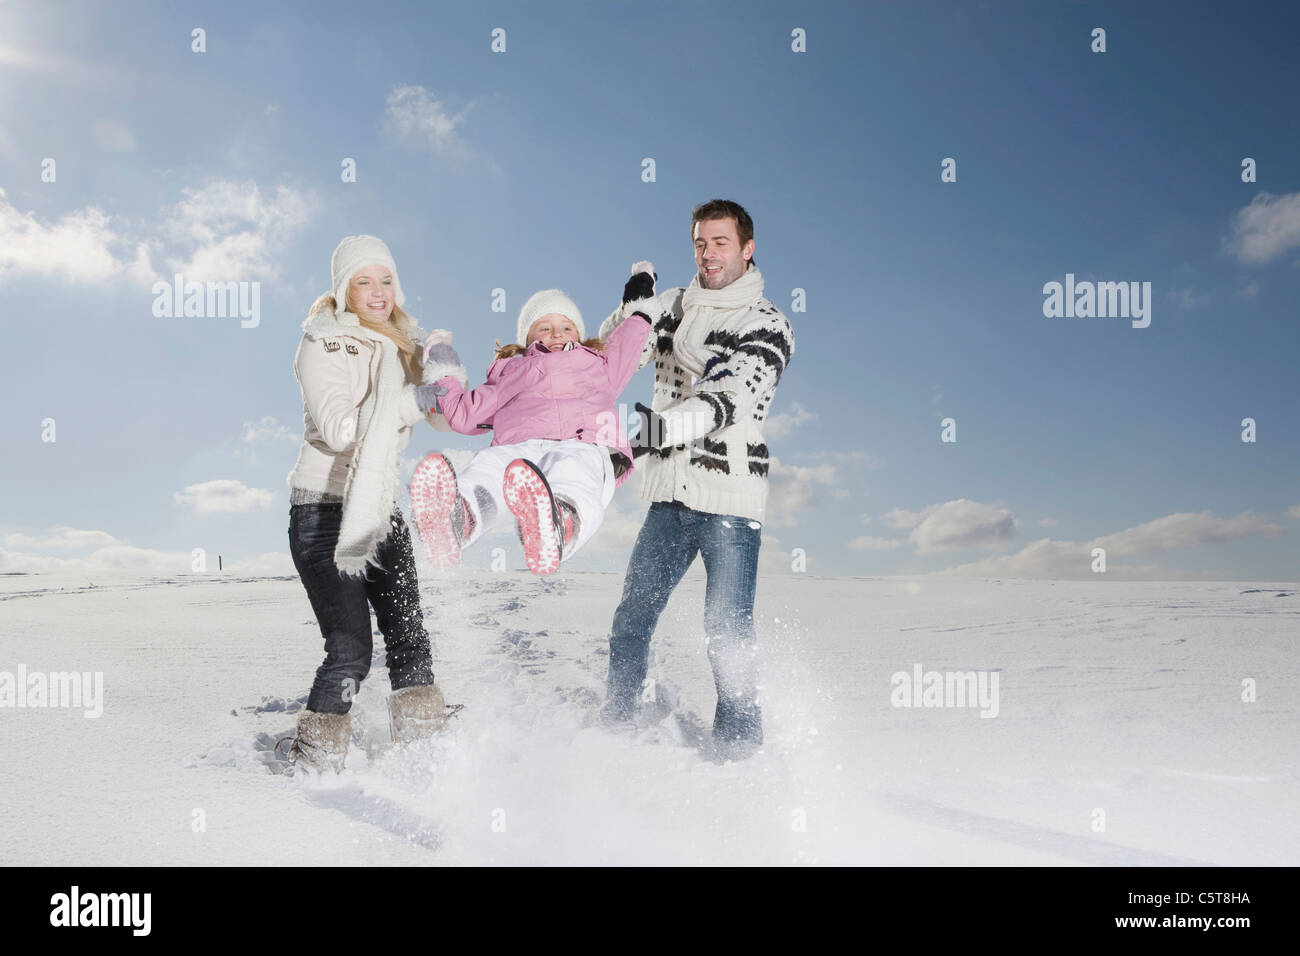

{"left": 0, "top": 0, "right": 1296, "bottom": 580}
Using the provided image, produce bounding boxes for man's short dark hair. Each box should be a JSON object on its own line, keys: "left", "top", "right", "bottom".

{"left": 691, "top": 199, "right": 756, "bottom": 268}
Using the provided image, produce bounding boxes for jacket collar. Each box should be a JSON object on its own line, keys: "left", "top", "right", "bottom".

{"left": 302, "top": 305, "right": 423, "bottom": 345}
{"left": 526, "top": 340, "right": 589, "bottom": 356}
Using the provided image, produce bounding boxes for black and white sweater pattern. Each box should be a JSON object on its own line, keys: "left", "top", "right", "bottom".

{"left": 599, "top": 267, "right": 794, "bottom": 524}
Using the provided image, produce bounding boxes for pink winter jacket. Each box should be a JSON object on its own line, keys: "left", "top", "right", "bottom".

{"left": 434, "top": 313, "right": 652, "bottom": 488}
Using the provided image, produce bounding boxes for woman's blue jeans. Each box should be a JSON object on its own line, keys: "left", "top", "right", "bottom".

{"left": 606, "top": 500, "right": 763, "bottom": 744}
{"left": 288, "top": 503, "right": 435, "bottom": 714}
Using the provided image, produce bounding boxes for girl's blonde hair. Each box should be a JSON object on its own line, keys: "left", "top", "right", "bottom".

{"left": 494, "top": 336, "right": 606, "bottom": 361}
{"left": 310, "top": 291, "right": 424, "bottom": 383}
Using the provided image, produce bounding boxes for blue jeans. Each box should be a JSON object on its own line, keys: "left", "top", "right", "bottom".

{"left": 288, "top": 503, "right": 435, "bottom": 714}
{"left": 606, "top": 500, "right": 763, "bottom": 744}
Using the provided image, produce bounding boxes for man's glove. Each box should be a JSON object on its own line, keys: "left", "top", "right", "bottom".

{"left": 621, "top": 261, "right": 661, "bottom": 324}
{"left": 622, "top": 264, "right": 657, "bottom": 305}
{"left": 413, "top": 382, "right": 449, "bottom": 415}
{"left": 630, "top": 401, "right": 668, "bottom": 458}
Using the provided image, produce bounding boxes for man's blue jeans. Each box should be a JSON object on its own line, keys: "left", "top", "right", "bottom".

{"left": 606, "top": 500, "right": 763, "bottom": 744}
{"left": 288, "top": 503, "right": 435, "bottom": 714}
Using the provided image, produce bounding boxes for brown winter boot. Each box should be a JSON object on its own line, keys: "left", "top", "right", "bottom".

{"left": 289, "top": 709, "right": 351, "bottom": 774}
{"left": 387, "top": 683, "right": 449, "bottom": 744}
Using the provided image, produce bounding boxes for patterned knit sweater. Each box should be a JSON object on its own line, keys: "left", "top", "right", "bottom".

{"left": 597, "top": 264, "right": 794, "bottom": 524}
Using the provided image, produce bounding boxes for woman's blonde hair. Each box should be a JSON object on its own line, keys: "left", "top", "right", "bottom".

{"left": 310, "top": 290, "right": 424, "bottom": 383}
{"left": 494, "top": 336, "right": 606, "bottom": 361}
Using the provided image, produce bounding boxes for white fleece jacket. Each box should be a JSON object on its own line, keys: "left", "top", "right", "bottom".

{"left": 286, "top": 304, "right": 468, "bottom": 574}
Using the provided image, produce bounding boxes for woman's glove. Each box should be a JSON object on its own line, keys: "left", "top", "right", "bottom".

{"left": 630, "top": 401, "right": 668, "bottom": 458}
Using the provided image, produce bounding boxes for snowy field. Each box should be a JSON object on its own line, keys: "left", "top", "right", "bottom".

{"left": 1, "top": 567, "right": 1296, "bottom": 866}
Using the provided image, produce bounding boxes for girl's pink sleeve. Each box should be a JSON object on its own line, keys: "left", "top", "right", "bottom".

{"left": 435, "top": 357, "right": 536, "bottom": 433}
{"left": 603, "top": 313, "right": 653, "bottom": 393}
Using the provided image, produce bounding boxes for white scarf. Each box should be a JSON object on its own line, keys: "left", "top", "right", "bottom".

{"left": 675, "top": 264, "right": 765, "bottom": 376}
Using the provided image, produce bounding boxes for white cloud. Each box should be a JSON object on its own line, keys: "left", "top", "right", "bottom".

{"left": 0, "top": 187, "right": 138, "bottom": 283}
{"left": 1091, "top": 510, "right": 1283, "bottom": 555}
{"left": 174, "top": 479, "right": 273, "bottom": 514}
{"left": 940, "top": 538, "right": 1119, "bottom": 580}
{"left": 575, "top": 498, "right": 651, "bottom": 554}
{"left": 0, "top": 178, "right": 315, "bottom": 289}
{"left": 758, "top": 533, "right": 794, "bottom": 575}
{"left": 765, "top": 457, "right": 838, "bottom": 528}
{"left": 384, "top": 85, "right": 472, "bottom": 154}
{"left": 241, "top": 415, "right": 298, "bottom": 444}
{"left": 92, "top": 117, "right": 136, "bottom": 152}
{"left": 1288, "top": 504, "right": 1300, "bottom": 520}
{"left": 882, "top": 508, "right": 926, "bottom": 531}
{"left": 160, "top": 180, "right": 317, "bottom": 281}
{"left": 0, "top": 545, "right": 193, "bottom": 575}
{"left": 1237, "top": 280, "right": 1259, "bottom": 298}
{"left": 763, "top": 401, "right": 816, "bottom": 439}
{"left": 0, "top": 545, "right": 294, "bottom": 576}
{"left": 2, "top": 527, "right": 123, "bottom": 551}
{"left": 847, "top": 535, "right": 903, "bottom": 552}
{"left": 1227, "top": 191, "right": 1300, "bottom": 265}
{"left": 909, "top": 499, "right": 1018, "bottom": 555}
{"left": 937, "top": 508, "right": 1287, "bottom": 580}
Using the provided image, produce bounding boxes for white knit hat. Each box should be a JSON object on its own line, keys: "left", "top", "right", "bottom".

{"left": 516, "top": 289, "right": 584, "bottom": 345}
{"left": 331, "top": 235, "right": 405, "bottom": 313}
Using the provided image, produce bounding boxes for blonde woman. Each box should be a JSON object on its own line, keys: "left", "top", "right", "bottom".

{"left": 284, "top": 235, "right": 468, "bottom": 773}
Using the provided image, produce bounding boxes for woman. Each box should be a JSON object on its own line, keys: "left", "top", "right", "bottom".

{"left": 284, "top": 234, "right": 467, "bottom": 773}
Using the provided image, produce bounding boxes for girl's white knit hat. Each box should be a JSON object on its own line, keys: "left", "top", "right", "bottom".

{"left": 517, "top": 289, "right": 584, "bottom": 344}
{"left": 331, "top": 235, "right": 406, "bottom": 312}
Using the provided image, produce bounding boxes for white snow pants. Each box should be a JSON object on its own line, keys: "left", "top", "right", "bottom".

{"left": 456, "top": 438, "right": 616, "bottom": 562}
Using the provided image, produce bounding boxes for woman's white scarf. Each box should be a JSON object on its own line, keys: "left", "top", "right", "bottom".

{"left": 300, "top": 306, "right": 419, "bottom": 578}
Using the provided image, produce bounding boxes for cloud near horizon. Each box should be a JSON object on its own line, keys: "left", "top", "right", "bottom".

{"left": 937, "top": 509, "right": 1287, "bottom": 580}
{"left": 173, "top": 479, "right": 274, "bottom": 515}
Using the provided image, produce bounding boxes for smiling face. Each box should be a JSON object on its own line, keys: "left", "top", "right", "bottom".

{"left": 347, "top": 264, "right": 396, "bottom": 322}
{"left": 694, "top": 216, "right": 754, "bottom": 290}
{"left": 526, "top": 313, "right": 580, "bottom": 350}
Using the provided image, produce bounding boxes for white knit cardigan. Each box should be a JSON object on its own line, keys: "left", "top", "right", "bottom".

{"left": 598, "top": 265, "right": 794, "bottom": 524}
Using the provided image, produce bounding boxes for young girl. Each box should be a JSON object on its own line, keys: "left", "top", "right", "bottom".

{"left": 409, "top": 269, "right": 660, "bottom": 575}
{"left": 284, "top": 235, "right": 468, "bottom": 772}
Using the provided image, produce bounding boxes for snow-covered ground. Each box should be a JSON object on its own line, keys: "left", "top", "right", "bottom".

{"left": 1, "top": 567, "right": 1296, "bottom": 865}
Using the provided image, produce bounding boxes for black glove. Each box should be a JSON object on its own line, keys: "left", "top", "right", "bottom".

{"left": 622, "top": 271, "right": 657, "bottom": 305}
{"left": 630, "top": 401, "right": 667, "bottom": 458}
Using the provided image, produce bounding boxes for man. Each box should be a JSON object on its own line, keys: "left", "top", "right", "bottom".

{"left": 597, "top": 199, "right": 795, "bottom": 760}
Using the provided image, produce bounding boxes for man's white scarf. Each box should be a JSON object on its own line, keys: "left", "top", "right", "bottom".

{"left": 676, "top": 264, "right": 765, "bottom": 376}
{"left": 300, "top": 306, "right": 421, "bottom": 578}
